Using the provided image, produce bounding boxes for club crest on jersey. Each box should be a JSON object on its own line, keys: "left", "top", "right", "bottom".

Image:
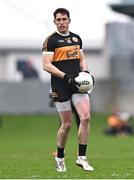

{"left": 72, "top": 37, "right": 78, "bottom": 42}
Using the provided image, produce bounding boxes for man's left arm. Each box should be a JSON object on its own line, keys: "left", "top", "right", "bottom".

{"left": 80, "top": 50, "right": 95, "bottom": 85}
{"left": 80, "top": 50, "right": 88, "bottom": 72}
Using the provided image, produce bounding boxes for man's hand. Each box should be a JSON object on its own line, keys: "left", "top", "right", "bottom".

{"left": 63, "top": 73, "right": 80, "bottom": 87}
{"left": 84, "top": 71, "right": 95, "bottom": 85}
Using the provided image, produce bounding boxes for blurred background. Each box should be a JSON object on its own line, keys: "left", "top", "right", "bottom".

{"left": 0, "top": 0, "right": 134, "bottom": 114}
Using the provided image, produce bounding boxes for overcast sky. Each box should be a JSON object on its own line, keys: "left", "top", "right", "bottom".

{"left": 0, "top": 0, "right": 130, "bottom": 41}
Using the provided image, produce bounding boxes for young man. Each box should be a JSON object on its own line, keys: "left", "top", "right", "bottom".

{"left": 42, "top": 8, "right": 94, "bottom": 172}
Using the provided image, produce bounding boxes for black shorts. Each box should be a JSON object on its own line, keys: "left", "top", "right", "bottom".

{"left": 51, "top": 76, "right": 78, "bottom": 102}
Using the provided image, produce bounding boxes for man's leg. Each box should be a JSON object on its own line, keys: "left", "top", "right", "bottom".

{"left": 55, "top": 100, "right": 72, "bottom": 172}
{"left": 72, "top": 94, "right": 94, "bottom": 171}
{"left": 52, "top": 106, "right": 80, "bottom": 157}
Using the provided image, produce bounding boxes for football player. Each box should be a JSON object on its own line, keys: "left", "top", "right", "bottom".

{"left": 42, "top": 8, "right": 94, "bottom": 172}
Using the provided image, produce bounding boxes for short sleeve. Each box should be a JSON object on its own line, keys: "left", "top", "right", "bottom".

{"left": 42, "top": 36, "right": 54, "bottom": 53}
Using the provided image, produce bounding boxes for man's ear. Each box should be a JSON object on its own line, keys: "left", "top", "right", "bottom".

{"left": 53, "top": 19, "right": 56, "bottom": 25}
{"left": 69, "top": 18, "right": 71, "bottom": 24}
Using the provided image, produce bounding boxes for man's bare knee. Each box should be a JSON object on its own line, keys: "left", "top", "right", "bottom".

{"left": 65, "top": 122, "right": 72, "bottom": 131}
{"left": 62, "top": 122, "right": 72, "bottom": 132}
{"left": 80, "top": 113, "right": 90, "bottom": 125}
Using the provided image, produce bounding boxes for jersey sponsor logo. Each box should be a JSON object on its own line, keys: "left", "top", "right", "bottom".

{"left": 53, "top": 45, "right": 80, "bottom": 61}
{"left": 66, "top": 47, "right": 78, "bottom": 59}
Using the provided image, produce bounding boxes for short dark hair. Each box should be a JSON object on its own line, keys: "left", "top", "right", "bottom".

{"left": 53, "top": 8, "right": 70, "bottom": 19}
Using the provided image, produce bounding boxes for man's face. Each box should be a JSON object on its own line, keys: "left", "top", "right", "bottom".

{"left": 54, "top": 13, "right": 70, "bottom": 34}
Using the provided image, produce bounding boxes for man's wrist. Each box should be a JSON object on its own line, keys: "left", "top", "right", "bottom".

{"left": 63, "top": 73, "right": 69, "bottom": 83}
{"left": 62, "top": 73, "right": 66, "bottom": 79}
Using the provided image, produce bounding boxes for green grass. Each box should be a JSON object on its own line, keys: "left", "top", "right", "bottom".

{"left": 0, "top": 113, "right": 134, "bottom": 179}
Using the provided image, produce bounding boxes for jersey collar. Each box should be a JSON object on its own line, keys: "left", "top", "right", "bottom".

{"left": 56, "top": 31, "right": 70, "bottom": 36}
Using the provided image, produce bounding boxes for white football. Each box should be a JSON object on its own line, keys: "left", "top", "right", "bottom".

{"left": 75, "top": 72, "right": 93, "bottom": 93}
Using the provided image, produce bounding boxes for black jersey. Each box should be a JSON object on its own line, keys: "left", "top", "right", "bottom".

{"left": 42, "top": 31, "right": 82, "bottom": 74}
{"left": 42, "top": 31, "right": 83, "bottom": 102}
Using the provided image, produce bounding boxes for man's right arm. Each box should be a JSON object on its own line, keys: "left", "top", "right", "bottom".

{"left": 42, "top": 53, "right": 79, "bottom": 87}
{"left": 42, "top": 52, "right": 65, "bottom": 79}
{"left": 42, "top": 36, "right": 79, "bottom": 87}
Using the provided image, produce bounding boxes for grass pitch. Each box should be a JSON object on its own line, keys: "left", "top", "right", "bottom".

{"left": 0, "top": 113, "right": 134, "bottom": 179}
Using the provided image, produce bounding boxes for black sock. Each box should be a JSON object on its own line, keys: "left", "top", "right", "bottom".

{"left": 57, "top": 146, "right": 64, "bottom": 158}
{"left": 78, "top": 144, "right": 87, "bottom": 156}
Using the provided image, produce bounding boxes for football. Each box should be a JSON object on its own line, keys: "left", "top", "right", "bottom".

{"left": 75, "top": 72, "right": 93, "bottom": 93}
